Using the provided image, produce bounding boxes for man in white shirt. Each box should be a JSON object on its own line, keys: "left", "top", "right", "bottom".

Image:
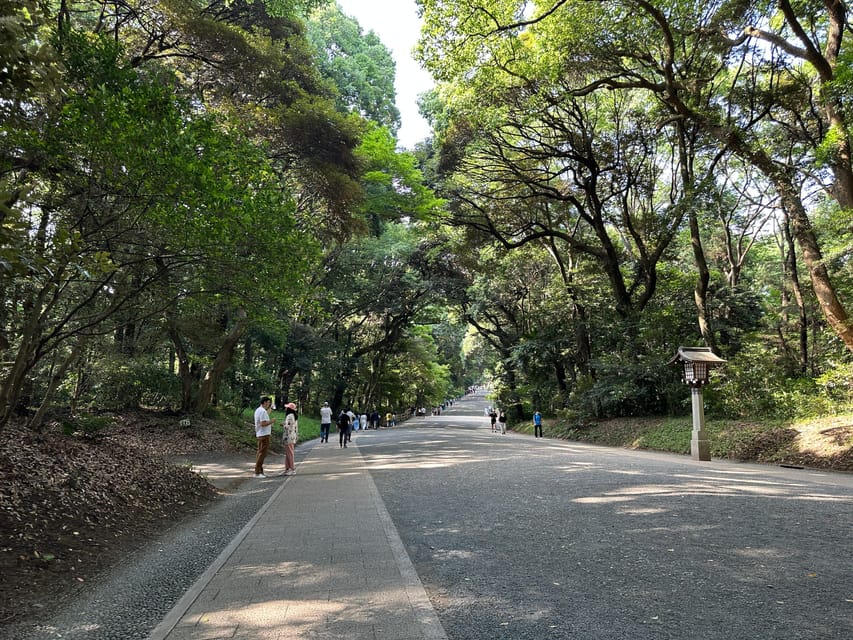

{"left": 254, "top": 396, "right": 274, "bottom": 477}
{"left": 319, "top": 401, "right": 332, "bottom": 443}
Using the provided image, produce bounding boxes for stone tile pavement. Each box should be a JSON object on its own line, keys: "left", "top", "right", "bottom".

{"left": 149, "top": 437, "right": 447, "bottom": 640}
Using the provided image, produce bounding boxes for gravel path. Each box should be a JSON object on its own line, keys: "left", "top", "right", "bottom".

{"left": 363, "top": 397, "right": 853, "bottom": 639}
{"left": 6, "top": 393, "right": 853, "bottom": 640}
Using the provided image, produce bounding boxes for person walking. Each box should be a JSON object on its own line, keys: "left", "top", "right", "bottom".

{"left": 319, "top": 401, "right": 332, "bottom": 443}
{"left": 489, "top": 408, "right": 497, "bottom": 432}
{"left": 253, "top": 396, "right": 275, "bottom": 478}
{"left": 533, "top": 410, "right": 543, "bottom": 437}
{"left": 346, "top": 408, "right": 356, "bottom": 443}
{"left": 337, "top": 410, "right": 351, "bottom": 448}
{"left": 498, "top": 410, "right": 507, "bottom": 434}
{"left": 281, "top": 402, "right": 298, "bottom": 475}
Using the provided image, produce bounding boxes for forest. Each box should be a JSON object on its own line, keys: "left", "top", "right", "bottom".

{"left": 2, "top": 0, "right": 853, "bottom": 433}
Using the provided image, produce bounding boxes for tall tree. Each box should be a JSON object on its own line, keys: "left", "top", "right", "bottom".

{"left": 417, "top": 0, "right": 853, "bottom": 351}
{"left": 306, "top": 2, "right": 401, "bottom": 133}
{"left": 0, "top": 0, "right": 355, "bottom": 423}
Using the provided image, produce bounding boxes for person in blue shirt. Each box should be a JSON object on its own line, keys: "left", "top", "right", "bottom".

{"left": 533, "top": 410, "right": 543, "bottom": 438}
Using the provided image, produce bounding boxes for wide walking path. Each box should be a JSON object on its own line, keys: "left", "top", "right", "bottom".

{"left": 148, "top": 435, "right": 447, "bottom": 640}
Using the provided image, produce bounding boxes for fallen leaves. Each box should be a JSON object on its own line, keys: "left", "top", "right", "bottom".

{"left": 0, "top": 410, "right": 227, "bottom": 624}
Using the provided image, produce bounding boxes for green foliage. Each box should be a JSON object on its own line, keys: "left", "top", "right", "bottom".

{"left": 0, "top": 0, "right": 57, "bottom": 106}
{"left": 356, "top": 125, "right": 445, "bottom": 230}
{"left": 632, "top": 419, "right": 691, "bottom": 454}
{"left": 61, "top": 414, "right": 112, "bottom": 440}
{"left": 306, "top": 4, "right": 400, "bottom": 132}
{"left": 9, "top": 0, "right": 853, "bottom": 437}
{"left": 815, "top": 362, "right": 853, "bottom": 405}
{"left": 564, "top": 415, "right": 803, "bottom": 464}
{"left": 78, "top": 358, "right": 181, "bottom": 412}
{"left": 260, "top": 0, "right": 327, "bottom": 19}
{"left": 415, "top": 0, "right": 853, "bottom": 428}
{"left": 712, "top": 349, "right": 853, "bottom": 420}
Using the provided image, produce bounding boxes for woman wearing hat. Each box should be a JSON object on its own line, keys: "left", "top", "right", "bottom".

{"left": 281, "top": 402, "right": 299, "bottom": 476}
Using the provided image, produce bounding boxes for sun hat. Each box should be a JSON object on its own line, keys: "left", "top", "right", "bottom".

{"left": 285, "top": 402, "right": 297, "bottom": 410}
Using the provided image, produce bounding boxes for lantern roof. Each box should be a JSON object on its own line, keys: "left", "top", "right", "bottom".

{"left": 667, "top": 346, "right": 726, "bottom": 366}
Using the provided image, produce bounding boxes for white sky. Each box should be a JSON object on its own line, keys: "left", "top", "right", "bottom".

{"left": 335, "top": 0, "right": 435, "bottom": 149}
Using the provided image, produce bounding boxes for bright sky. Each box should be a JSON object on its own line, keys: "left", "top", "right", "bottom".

{"left": 335, "top": 0, "right": 435, "bottom": 149}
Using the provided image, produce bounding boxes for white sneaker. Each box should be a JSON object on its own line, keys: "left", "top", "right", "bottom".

{"left": 254, "top": 473, "right": 267, "bottom": 478}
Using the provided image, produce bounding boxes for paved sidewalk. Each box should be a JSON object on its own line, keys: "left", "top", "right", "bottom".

{"left": 149, "top": 437, "right": 447, "bottom": 640}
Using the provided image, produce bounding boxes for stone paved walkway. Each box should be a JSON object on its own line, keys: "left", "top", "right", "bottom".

{"left": 150, "top": 437, "right": 447, "bottom": 640}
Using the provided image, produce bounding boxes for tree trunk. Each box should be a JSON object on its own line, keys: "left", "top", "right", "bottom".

{"left": 688, "top": 209, "right": 717, "bottom": 351}
{"left": 545, "top": 239, "right": 592, "bottom": 377}
{"left": 782, "top": 185, "right": 853, "bottom": 352}
{"left": 166, "top": 321, "right": 194, "bottom": 412}
{"left": 195, "top": 307, "right": 248, "bottom": 414}
{"left": 0, "top": 298, "right": 47, "bottom": 428}
{"left": 782, "top": 216, "right": 809, "bottom": 373}
{"left": 331, "top": 378, "right": 347, "bottom": 414}
{"left": 691, "top": 114, "right": 853, "bottom": 352}
{"left": 277, "top": 368, "right": 297, "bottom": 406}
{"left": 28, "top": 336, "right": 88, "bottom": 431}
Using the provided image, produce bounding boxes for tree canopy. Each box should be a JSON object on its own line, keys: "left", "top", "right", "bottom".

{"left": 1, "top": 0, "right": 852, "bottom": 430}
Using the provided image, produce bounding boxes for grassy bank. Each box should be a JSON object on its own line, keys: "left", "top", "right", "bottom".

{"left": 513, "top": 413, "right": 853, "bottom": 472}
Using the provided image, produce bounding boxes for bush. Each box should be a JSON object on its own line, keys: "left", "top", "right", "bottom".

{"left": 61, "top": 414, "right": 112, "bottom": 440}
{"left": 815, "top": 361, "right": 853, "bottom": 407}
{"left": 76, "top": 357, "right": 181, "bottom": 411}
{"left": 573, "top": 352, "right": 681, "bottom": 419}
{"left": 712, "top": 351, "right": 853, "bottom": 419}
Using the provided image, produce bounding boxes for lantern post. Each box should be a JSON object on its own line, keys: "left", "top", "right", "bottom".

{"left": 668, "top": 347, "right": 726, "bottom": 461}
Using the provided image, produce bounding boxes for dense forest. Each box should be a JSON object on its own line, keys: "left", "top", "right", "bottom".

{"left": 2, "top": 0, "right": 853, "bottom": 431}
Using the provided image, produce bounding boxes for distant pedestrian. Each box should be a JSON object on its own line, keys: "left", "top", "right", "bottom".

{"left": 533, "top": 410, "right": 543, "bottom": 438}
{"left": 319, "top": 401, "right": 332, "bottom": 443}
{"left": 370, "top": 410, "right": 380, "bottom": 430}
{"left": 281, "top": 402, "right": 298, "bottom": 475}
{"left": 346, "top": 409, "right": 356, "bottom": 442}
{"left": 498, "top": 410, "right": 507, "bottom": 434}
{"left": 386, "top": 411, "right": 393, "bottom": 427}
{"left": 489, "top": 408, "right": 497, "bottom": 432}
{"left": 253, "top": 396, "right": 275, "bottom": 478}
{"left": 338, "top": 410, "right": 351, "bottom": 448}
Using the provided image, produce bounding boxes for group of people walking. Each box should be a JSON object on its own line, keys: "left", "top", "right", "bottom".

{"left": 486, "top": 406, "right": 544, "bottom": 437}
{"left": 486, "top": 406, "right": 508, "bottom": 433}
{"left": 253, "top": 395, "right": 546, "bottom": 478}
{"left": 321, "top": 405, "right": 388, "bottom": 448}
{"left": 254, "top": 399, "right": 396, "bottom": 476}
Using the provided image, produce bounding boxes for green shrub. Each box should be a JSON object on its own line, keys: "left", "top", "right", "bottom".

{"left": 80, "top": 357, "right": 181, "bottom": 410}
{"left": 713, "top": 352, "right": 853, "bottom": 420}
{"left": 61, "top": 414, "right": 112, "bottom": 440}
{"left": 814, "top": 361, "right": 853, "bottom": 408}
